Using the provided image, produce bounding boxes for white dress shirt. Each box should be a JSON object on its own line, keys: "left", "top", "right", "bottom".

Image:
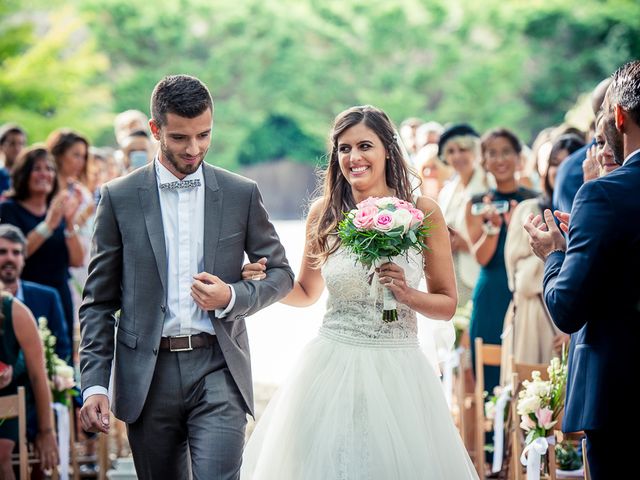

{"left": 624, "top": 147, "right": 640, "bottom": 166}
{"left": 83, "top": 159, "right": 235, "bottom": 400}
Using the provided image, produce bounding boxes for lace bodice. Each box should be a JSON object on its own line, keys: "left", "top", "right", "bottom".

{"left": 320, "top": 248, "right": 424, "bottom": 342}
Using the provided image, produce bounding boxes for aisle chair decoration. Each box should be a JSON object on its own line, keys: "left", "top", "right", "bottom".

{"left": 516, "top": 349, "right": 568, "bottom": 480}
{"left": 38, "top": 317, "right": 78, "bottom": 479}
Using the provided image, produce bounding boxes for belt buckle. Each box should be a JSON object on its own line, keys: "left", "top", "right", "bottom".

{"left": 169, "top": 334, "right": 193, "bottom": 352}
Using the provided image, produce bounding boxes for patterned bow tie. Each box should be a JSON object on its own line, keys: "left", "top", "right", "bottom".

{"left": 159, "top": 179, "right": 201, "bottom": 190}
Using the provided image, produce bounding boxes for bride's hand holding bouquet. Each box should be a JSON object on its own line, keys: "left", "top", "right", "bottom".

{"left": 337, "top": 196, "right": 431, "bottom": 322}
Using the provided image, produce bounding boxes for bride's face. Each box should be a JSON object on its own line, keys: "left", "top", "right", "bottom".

{"left": 337, "top": 122, "right": 387, "bottom": 191}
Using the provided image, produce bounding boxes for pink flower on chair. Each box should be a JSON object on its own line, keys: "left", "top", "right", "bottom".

{"left": 520, "top": 414, "right": 536, "bottom": 432}
{"left": 534, "top": 407, "right": 556, "bottom": 430}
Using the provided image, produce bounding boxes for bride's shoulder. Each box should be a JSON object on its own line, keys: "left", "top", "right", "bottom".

{"left": 415, "top": 195, "right": 443, "bottom": 217}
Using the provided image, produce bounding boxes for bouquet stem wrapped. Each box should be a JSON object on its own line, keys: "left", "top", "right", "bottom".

{"left": 338, "top": 196, "right": 431, "bottom": 322}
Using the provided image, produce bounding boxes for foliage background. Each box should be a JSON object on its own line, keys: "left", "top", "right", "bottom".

{"left": 2, "top": 0, "right": 639, "bottom": 170}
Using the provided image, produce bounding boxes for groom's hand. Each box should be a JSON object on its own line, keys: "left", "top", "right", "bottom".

{"left": 80, "top": 394, "right": 110, "bottom": 434}
{"left": 192, "top": 272, "right": 232, "bottom": 310}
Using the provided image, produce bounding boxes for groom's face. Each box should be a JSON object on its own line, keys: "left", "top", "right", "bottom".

{"left": 151, "top": 109, "right": 212, "bottom": 179}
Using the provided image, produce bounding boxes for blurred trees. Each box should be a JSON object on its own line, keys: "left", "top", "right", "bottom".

{"left": 1, "top": 0, "right": 639, "bottom": 169}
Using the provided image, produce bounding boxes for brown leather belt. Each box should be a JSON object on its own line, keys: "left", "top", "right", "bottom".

{"left": 159, "top": 333, "right": 216, "bottom": 352}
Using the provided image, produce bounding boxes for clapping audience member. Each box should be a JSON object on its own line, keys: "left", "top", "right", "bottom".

{"left": 500, "top": 134, "right": 583, "bottom": 382}
{"left": 0, "top": 147, "right": 84, "bottom": 351}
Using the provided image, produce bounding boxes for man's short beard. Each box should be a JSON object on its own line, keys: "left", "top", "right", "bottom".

{"left": 160, "top": 140, "right": 206, "bottom": 176}
{"left": 604, "top": 116, "right": 625, "bottom": 166}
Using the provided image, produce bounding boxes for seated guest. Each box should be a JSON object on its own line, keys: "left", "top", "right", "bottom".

{"left": 0, "top": 288, "right": 58, "bottom": 478}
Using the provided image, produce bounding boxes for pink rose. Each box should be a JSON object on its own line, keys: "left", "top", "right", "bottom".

{"left": 393, "top": 199, "right": 412, "bottom": 210}
{"left": 353, "top": 205, "right": 378, "bottom": 229}
{"left": 409, "top": 208, "right": 424, "bottom": 226}
{"left": 535, "top": 407, "right": 555, "bottom": 430}
{"left": 356, "top": 197, "right": 378, "bottom": 209}
{"left": 374, "top": 210, "right": 396, "bottom": 231}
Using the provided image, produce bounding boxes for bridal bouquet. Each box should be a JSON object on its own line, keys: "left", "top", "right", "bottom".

{"left": 38, "top": 317, "right": 78, "bottom": 406}
{"left": 337, "top": 196, "right": 431, "bottom": 322}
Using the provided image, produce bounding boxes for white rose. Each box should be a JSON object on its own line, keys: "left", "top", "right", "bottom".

{"left": 392, "top": 208, "right": 413, "bottom": 233}
{"left": 517, "top": 395, "right": 541, "bottom": 416}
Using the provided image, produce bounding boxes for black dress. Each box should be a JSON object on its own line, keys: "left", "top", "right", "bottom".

{"left": 0, "top": 199, "right": 74, "bottom": 348}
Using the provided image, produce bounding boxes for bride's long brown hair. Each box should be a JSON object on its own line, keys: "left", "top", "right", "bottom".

{"left": 309, "top": 105, "right": 418, "bottom": 266}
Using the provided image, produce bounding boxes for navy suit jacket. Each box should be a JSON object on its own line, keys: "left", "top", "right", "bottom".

{"left": 552, "top": 143, "right": 591, "bottom": 214}
{"left": 543, "top": 151, "right": 640, "bottom": 432}
{"left": 21, "top": 280, "right": 71, "bottom": 362}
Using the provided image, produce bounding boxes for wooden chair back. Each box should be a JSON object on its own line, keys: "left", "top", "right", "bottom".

{"left": 474, "top": 337, "right": 502, "bottom": 479}
{"left": 0, "top": 386, "right": 29, "bottom": 480}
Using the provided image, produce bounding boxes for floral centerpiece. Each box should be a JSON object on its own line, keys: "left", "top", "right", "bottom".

{"left": 337, "top": 196, "right": 431, "bottom": 322}
{"left": 38, "top": 317, "right": 78, "bottom": 406}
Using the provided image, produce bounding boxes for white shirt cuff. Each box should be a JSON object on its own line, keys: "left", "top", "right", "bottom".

{"left": 83, "top": 386, "right": 110, "bottom": 403}
{"left": 215, "top": 285, "right": 236, "bottom": 318}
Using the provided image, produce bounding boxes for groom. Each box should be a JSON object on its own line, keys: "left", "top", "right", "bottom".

{"left": 524, "top": 61, "right": 640, "bottom": 479}
{"left": 79, "top": 74, "right": 294, "bottom": 479}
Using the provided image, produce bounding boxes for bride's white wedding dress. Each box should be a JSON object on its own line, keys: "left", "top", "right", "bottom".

{"left": 241, "top": 248, "right": 478, "bottom": 479}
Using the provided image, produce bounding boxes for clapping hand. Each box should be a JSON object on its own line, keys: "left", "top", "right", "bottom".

{"left": 523, "top": 209, "right": 567, "bottom": 260}
{"left": 241, "top": 257, "right": 267, "bottom": 281}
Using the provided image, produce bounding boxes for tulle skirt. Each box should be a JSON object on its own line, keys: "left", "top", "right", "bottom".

{"left": 241, "top": 328, "right": 478, "bottom": 479}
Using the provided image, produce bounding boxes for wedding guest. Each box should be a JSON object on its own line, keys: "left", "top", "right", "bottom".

{"left": 500, "top": 134, "right": 583, "bottom": 382}
{"left": 553, "top": 78, "right": 611, "bottom": 213}
{"left": 0, "top": 288, "right": 58, "bottom": 478}
{"left": 437, "top": 123, "right": 487, "bottom": 307}
{"left": 525, "top": 60, "right": 640, "bottom": 479}
{"left": 465, "top": 128, "right": 537, "bottom": 393}
{"left": 0, "top": 124, "right": 27, "bottom": 197}
{"left": 399, "top": 117, "right": 423, "bottom": 162}
{"left": 415, "top": 143, "right": 452, "bottom": 199}
{"left": 0, "top": 147, "right": 84, "bottom": 351}
{"left": 113, "top": 109, "right": 149, "bottom": 147}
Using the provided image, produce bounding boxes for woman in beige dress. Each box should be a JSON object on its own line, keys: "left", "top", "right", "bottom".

{"left": 437, "top": 124, "right": 487, "bottom": 306}
{"left": 500, "top": 134, "right": 583, "bottom": 379}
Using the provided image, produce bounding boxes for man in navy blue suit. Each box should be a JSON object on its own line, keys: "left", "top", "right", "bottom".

{"left": 0, "top": 224, "right": 71, "bottom": 361}
{"left": 552, "top": 78, "right": 611, "bottom": 214}
{"left": 524, "top": 61, "right": 640, "bottom": 479}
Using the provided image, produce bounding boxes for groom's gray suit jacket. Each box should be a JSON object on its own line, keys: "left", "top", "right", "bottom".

{"left": 79, "top": 162, "right": 294, "bottom": 423}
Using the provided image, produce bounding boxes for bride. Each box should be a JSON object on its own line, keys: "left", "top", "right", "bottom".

{"left": 240, "top": 105, "right": 478, "bottom": 479}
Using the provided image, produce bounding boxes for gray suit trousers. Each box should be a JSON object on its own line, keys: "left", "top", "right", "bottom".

{"left": 127, "top": 337, "right": 247, "bottom": 480}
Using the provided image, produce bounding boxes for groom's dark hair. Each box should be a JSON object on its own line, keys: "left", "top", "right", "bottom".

{"left": 150, "top": 74, "right": 213, "bottom": 126}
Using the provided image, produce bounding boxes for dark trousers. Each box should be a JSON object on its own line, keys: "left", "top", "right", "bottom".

{"left": 585, "top": 429, "right": 628, "bottom": 480}
{"left": 127, "top": 337, "right": 247, "bottom": 480}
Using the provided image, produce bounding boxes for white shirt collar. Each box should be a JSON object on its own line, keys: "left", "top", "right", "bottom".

{"left": 623, "top": 147, "right": 640, "bottom": 166}
{"left": 15, "top": 280, "right": 24, "bottom": 302}
{"left": 154, "top": 157, "right": 204, "bottom": 187}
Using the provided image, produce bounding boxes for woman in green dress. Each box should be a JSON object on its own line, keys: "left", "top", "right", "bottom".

{"left": 464, "top": 128, "right": 538, "bottom": 393}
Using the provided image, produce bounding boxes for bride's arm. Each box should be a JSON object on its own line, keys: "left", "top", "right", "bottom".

{"left": 241, "top": 200, "right": 325, "bottom": 308}
{"left": 378, "top": 196, "right": 458, "bottom": 320}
